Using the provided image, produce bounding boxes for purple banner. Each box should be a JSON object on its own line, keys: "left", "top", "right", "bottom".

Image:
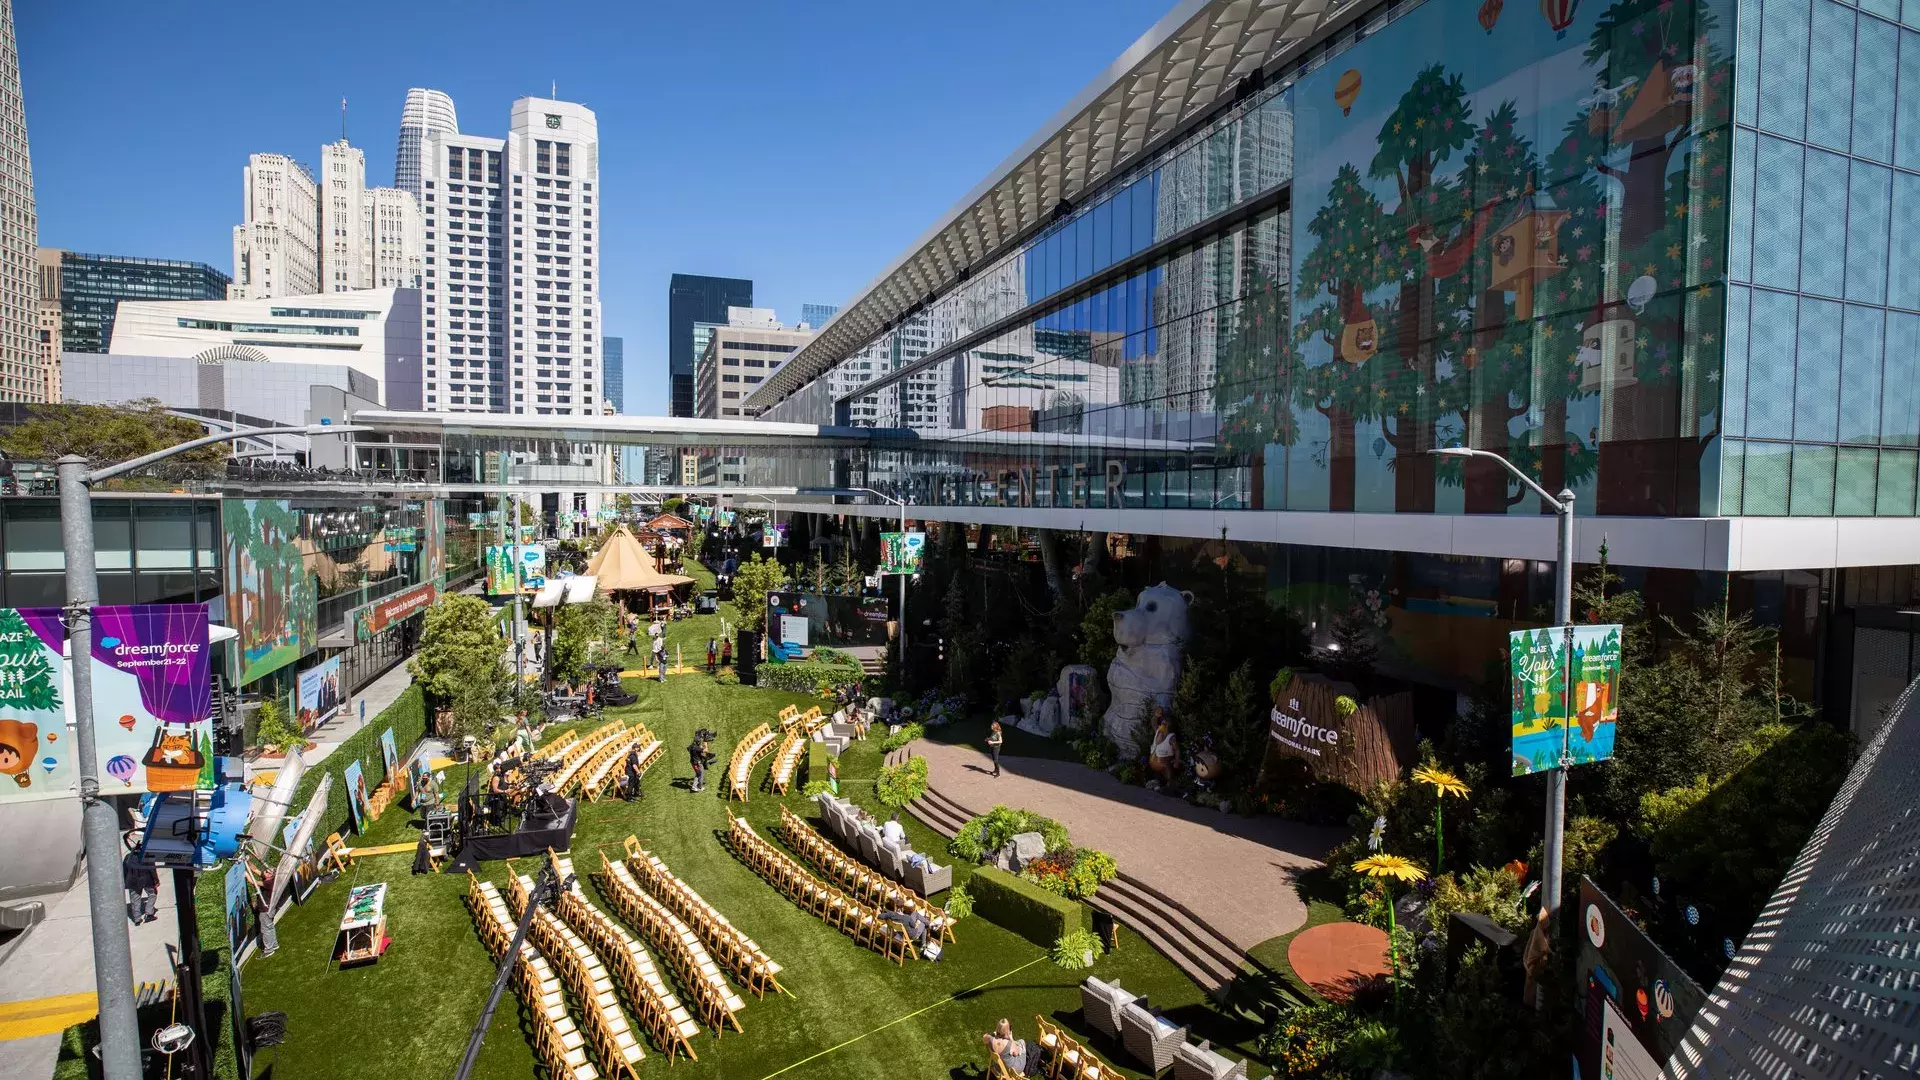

{"left": 90, "top": 605, "right": 212, "bottom": 793}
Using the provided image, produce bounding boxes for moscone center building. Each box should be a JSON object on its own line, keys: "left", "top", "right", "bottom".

{"left": 727, "top": 0, "right": 1920, "bottom": 740}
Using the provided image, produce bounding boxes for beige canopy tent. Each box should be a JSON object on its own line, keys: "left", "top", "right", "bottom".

{"left": 589, "top": 526, "right": 694, "bottom": 592}
{"left": 643, "top": 512, "right": 695, "bottom": 533}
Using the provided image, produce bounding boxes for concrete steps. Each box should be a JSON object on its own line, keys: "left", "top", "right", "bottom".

{"left": 888, "top": 744, "right": 1247, "bottom": 996}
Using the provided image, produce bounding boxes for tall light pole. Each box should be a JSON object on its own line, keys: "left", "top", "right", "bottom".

{"left": 851, "top": 488, "right": 909, "bottom": 671}
{"left": 1433, "top": 447, "right": 1575, "bottom": 927}
{"left": 61, "top": 423, "right": 358, "bottom": 1080}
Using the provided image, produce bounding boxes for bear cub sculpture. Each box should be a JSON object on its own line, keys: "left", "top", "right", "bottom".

{"left": 1101, "top": 583, "right": 1191, "bottom": 746}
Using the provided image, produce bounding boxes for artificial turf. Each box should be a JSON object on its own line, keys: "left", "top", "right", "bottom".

{"left": 223, "top": 589, "right": 1265, "bottom": 1080}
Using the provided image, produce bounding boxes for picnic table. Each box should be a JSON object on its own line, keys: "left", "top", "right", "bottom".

{"left": 337, "top": 882, "right": 390, "bottom": 966}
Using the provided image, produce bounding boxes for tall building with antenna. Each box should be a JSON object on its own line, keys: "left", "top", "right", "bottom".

{"left": 0, "top": 0, "right": 41, "bottom": 400}
{"left": 395, "top": 88, "right": 458, "bottom": 204}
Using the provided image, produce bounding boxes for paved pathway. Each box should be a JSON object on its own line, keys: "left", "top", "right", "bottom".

{"left": 916, "top": 739, "right": 1346, "bottom": 950}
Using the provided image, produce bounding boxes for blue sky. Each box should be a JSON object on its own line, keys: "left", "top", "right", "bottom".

{"left": 19, "top": 0, "right": 1172, "bottom": 414}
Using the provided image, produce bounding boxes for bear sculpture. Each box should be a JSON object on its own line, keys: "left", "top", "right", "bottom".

{"left": 1101, "top": 584, "right": 1191, "bottom": 746}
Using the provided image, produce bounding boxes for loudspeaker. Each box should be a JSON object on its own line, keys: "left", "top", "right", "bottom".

{"left": 736, "top": 630, "right": 760, "bottom": 685}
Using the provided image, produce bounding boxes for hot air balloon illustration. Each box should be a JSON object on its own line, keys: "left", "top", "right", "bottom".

{"left": 1479, "top": 0, "right": 1503, "bottom": 33}
{"left": 1334, "top": 69, "right": 1362, "bottom": 116}
{"left": 107, "top": 755, "right": 136, "bottom": 787}
{"left": 1541, "top": 0, "right": 1579, "bottom": 38}
{"left": 118, "top": 714, "right": 137, "bottom": 731}
{"left": 40, "top": 755, "right": 57, "bottom": 775}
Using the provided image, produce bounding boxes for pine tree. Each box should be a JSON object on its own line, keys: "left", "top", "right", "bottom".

{"left": 0, "top": 608, "right": 60, "bottom": 713}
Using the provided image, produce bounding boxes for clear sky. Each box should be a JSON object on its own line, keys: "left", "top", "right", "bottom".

{"left": 18, "top": 0, "right": 1173, "bottom": 415}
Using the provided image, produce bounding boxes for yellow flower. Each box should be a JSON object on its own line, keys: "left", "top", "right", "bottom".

{"left": 1412, "top": 764, "right": 1471, "bottom": 799}
{"left": 1352, "top": 853, "right": 1427, "bottom": 883}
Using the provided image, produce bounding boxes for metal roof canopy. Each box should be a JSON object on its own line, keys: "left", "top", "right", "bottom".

{"left": 346, "top": 409, "right": 878, "bottom": 448}
{"left": 755, "top": 0, "right": 1361, "bottom": 407}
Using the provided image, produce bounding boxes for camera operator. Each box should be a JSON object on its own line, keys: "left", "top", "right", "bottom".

{"left": 688, "top": 729, "right": 716, "bottom": 793}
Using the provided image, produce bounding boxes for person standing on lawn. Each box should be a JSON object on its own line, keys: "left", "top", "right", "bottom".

{"left": 986, "top": 721, "right": 1004, "bottom": 778}
{"left": 706, "top": 637, "right": 718, "bottom": 674}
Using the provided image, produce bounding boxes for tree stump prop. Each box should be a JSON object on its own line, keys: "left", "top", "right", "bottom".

{"left": 1261, "top": 673, "right": 1416, "bottom": 793}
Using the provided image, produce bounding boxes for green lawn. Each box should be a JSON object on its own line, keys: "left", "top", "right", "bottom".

{"left": 223, "top": 633, "right": 1261, "bottom": 1079}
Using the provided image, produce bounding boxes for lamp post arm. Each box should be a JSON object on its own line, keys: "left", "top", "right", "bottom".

{"left": 1443, "top": 447, "right": 1559, "bottom": 509}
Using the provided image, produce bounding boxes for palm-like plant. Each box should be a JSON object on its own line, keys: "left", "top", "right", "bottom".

{"left": 1412, "top": 764, "right": 1471, "bottom": 869}
{"left": 1353, "top": 853, "right": 1427, "bottom": 1010}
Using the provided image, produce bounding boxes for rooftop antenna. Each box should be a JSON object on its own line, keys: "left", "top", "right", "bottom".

{"left": 551, "top": 80, "right": 557, "bottom": 98}
{"left": 340, "top": 95, "right": 348, "bottom": 142}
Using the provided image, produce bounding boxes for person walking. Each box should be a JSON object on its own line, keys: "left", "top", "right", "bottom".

{"left": 122, "top": 848, "right": 159, "bottom": 926}
{"left": 624, "top": 741, "right": 647, "bottom": 802}
{"left": 706, "top": 637, "right": 718, "bottom": 675}
{"left": 653, "top": 634, "right": 668, "bottom": 683}
{"left": 986, "top": 720, "right": 1005, "bottom": 778}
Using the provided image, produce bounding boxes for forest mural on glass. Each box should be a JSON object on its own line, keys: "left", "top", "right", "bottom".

{"left": 1275, "top": 0, "right": 1733, "bottom": 516}
{"left": 222, "top": 499, "right": 317, "bottom": 686}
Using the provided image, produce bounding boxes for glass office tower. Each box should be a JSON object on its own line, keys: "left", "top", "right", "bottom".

{"left": 51, "top": 250, "right": 232, "bottom": 353}
{"left": 667, "top": 274, "right": 752, "bottom": 417}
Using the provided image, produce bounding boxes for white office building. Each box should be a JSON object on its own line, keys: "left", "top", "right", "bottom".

{"left": 107, "top": 287, "right": 421, "bottom": 409}
{"left": 0, "top": 0, "right": 38, "bottom": 402}
{"left": 365, "top": 187, "right": 422, "bottom": 289}
{"left": 420, "top": 130, "right": 506, "bottom": 410}
{"left": 230, "top": 153, "right": 319, "bottom": 300}
{"left": 505, "top": 98, "right": 600, "bottom": 416}
{"left": 395, "top": 88, "right": 458, "bottom": 204}
{"left": 318, "top": 139, "right": 366, "bottom": 292}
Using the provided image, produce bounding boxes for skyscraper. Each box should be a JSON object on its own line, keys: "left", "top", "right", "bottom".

{"left": 0, "top": 0, "right": 37, "bottom": 401}
{"left": 364, "top": 187, "right": 423, "bottom": 289}
{"left": 420, "top": 96, "right": 601, "bottom": 418}
{"left": 801, "top": 302, "right": 838, "bottom": 329}
{"left": 395, "top": 88, "right": 458, "bottom": 204}
{"left": 602, "top": 335, "right": 623, "bottom": 412}
{"left": 230, "top": 153, "right": 319, "bottom": 299}
{"left": 318, "top": 139, "right": 367, "bottom": 291}
{"left": 38, "top": 249, "right": 230, "bottom": 354}
{"left": 668, "top": 274, "right": 751, "bottom": 417}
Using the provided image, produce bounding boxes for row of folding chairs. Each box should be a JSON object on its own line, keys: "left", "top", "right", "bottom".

{"left": 506, "top": 870, "right": 645, "bottom": 1080}
{"left": 463, "top": 874, "right": 599, "bottom": 1080}
{"left": 574, "top": 727, "right": 638, "bottom": 799}
{"left": 766, "top": 729, "right": 808, "bottom": 794}
{"left": 775, "top": 806, "right": 953, "bottom": 943}
{"left": 582, "top": 727, "right": 662, "bottom": 803}
{"left": 551, "top": 721, "right": 630, "bottom": 794}
{"left": 545, "top": 853, "right": 703, "bottom": 1064}
{"left": 596, "top": 853, "right": 747, "bottom": 1034}
{"left": 723, "top": 817, "right": 917, "bottom": 965}
{"left": 622, "top": 836, "right": 784, "bottom": 998}
{"left": 1034, "top": 1015, "right": 1126, "bottom": 1080}
{"left": 727, "top": 723, "right": 776, "bottom": 802}
{"left": 778, "top": 705, "right": 824, "bottom": 732}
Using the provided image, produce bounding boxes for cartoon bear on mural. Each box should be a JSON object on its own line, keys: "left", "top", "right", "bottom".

{"left": 0, "top": 718, "right": 39, "bottom": 788}
{"left": 1102, "top": 584, "right": 1192, "bottom": 746}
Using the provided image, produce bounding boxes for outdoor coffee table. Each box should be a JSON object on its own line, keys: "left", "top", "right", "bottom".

{"left": 337, "top": 882, "right": 390, "bottom": 966}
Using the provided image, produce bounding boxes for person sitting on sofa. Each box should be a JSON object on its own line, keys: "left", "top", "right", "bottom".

{"left": 881, "top": 811, "right": 907, "bottom": 848}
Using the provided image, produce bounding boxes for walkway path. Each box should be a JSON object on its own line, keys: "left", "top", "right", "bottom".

{"left": 913, "top": 739, "right": 1345, "bottom": 951}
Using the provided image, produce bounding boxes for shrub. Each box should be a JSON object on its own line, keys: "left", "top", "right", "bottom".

{"left": 1262, "top": 1002, "right": 1363, "bottom": 1078}
{"left": 1334, "top": 695, "right": 1359, "bottom": 717}
{"left": 757, "top": 656, "right": 863, "bottom": 695}
{"left": 880, "top": 722, "right": 924, "bottom": 753}
{"left": 943, "top": 884, "right": 974, "bottom": 921}
{"left": 283, "top": 685, "right": 428, "bottom": 837}
{"left": 1051, "top": 926, "right": 1104, "bottom": 969}
{"left": 1020, "top": 846, "right": 1119, "bottom": 900}
{"left": 969, "top": 866, "right": 1083, "bottom": 947}
{"left": 714, "top": 670, "right": 740, "bottom": 686}
{"left": 875, "top": 755, "right": 928, "bottom": 807}
{"left": 253, "top": 698, "right": 304, "bottom": 754}
{"left": 1426, "top": 866, "right": 1531, "bottom": 946}
{"left": 948, "top": 806, "right": 1071, "bottom": 864}
{"left": 801, "top": 779, "right": 833, "bottom": 798}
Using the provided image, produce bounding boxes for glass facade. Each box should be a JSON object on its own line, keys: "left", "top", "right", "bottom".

{"left": 668, "top": 274, "right": 752, "bottom": 417}
{"left": 0, "top": 496, "right": 221, "bottom": 607}
{"left": 55, "top": 251, "right": 232, "bottom": 353}
{"left": 768, "top": 0, "right": 1747, "bottom": 520}
{"left": 603, "top": 335, "right": 624, "bottom": 412}
{"left": 1720, "top": 0, "right": 1920, "bottom": 516}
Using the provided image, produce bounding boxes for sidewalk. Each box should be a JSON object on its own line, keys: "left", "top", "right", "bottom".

{"left": 0, "top": 661, "right": 417, "bottom": 1078}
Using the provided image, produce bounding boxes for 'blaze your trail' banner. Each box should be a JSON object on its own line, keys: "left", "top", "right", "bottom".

{"left": 1510, "top": 623, "right": 1622, "bottom": 777}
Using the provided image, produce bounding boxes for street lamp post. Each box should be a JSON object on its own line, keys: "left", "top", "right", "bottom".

{"left": 60, "top": 423, "right": 358, "bottom": 1080}
{"left": 850, "top": 489, "right": 910, "bottom": 671}
{"left": 1433, "top": 447, "right": 1575, "bottom": 927}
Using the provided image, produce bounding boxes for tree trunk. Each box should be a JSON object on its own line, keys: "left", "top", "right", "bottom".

{"left": 1036, "top": 529, "right": 1066, "bottom": 596}
{"left": 1619, "top": 142, "right": 1675, "bottom": 256}
{"left": 1465, "top": 289, "right": 1516, "bottom": 513}
{"left": 1324, "top": 405, "right": 1357, "bottom": 512}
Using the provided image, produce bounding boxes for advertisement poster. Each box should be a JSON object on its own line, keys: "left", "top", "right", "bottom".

{"left": 1576, "top": 878, "right": 1703, "bottom": 1080}
{"left": 379, "top": 727, "right": 400, "bottom": 786}
{"left": 761, "top": 522, "right": 788, "bottom": 548}
{"left": 224, "top": 858, "right": 254, "bottom": 964}
{"left": 486, "top": 544, "right": 547, "bottom": 595}
{"left": 295, "top": 655, "right": 343, "bottom": 728}
{"left": 423, "top": 502, "right": 446, "bottom": 585}
{"left": 0, "top": 607, "right": 75, "bottom": 802}
{"left": 89, "top": 605, "right": 213, "bottom": 794}
{"left": 381, "top": 525, "right": 417, "bottom": 552}
{"left": 343, "top": 759, "right": 370, "bottom": 834}
{"left": 409, "top": 757, "right": 436, "bottom": 810}
{"left": 352, "top": 583, "right": 437, "bottom": 642}
{"left": 1600, "top": 999, "right": 1663, "bottom": 1080}
{"left": 879, "top": 531, "right": 927, "bottom": 574}
{"left": 1510, "top": 624, "right": 1622, "bottom": 777}
{"left": 222, "top": 499, "right": 317, "bottom": 686}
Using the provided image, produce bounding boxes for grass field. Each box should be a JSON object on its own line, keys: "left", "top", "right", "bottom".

{"left": 210, "top": 586, "right": 1266, "bottom": 1080}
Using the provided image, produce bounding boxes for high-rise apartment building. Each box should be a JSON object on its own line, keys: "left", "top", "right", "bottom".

{"left": 0, "top": 0, "right": 35, "bottom": 401}
{"left": 395, "top": 88, "right": 458, "bottom": 204}
{"left": 230, "top": 153, "right": 319, "bottom": 299}
{"left": 668, "top": 274, "right": 751, "bottom": 417}
{"left": 37, "top": 248, "right": 230, "bottom": 354}
{"left": 800, "top": 302, "right": 838, "bottom": 329}
{"left": 602, "top": 335, "right": 623, "bottom": 412}
{"left": 364, "top": 187, "right": 423, "bottom": 289}
{"left": 694, "top": 307, "right": 810, "bottom": 419}
{"left": 318, "top": 140, "right": 367, "bottom": 292}
{"left": 420, "top": 97, "right": 600, "bottom": 418}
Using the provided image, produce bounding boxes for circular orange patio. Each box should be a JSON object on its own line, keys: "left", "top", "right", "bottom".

{"left": 1287, "top": 922, "right": 1390, "bottom": 1001}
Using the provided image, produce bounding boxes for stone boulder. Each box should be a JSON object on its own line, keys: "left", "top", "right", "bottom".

{"left": 991, "top": 831, "right": 1051, "bottom": 873}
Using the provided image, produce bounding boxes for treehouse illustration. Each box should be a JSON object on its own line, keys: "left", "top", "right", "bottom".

{"left": 1486, "top": 189, "right": 1569, "bottom": 320}
{"left": 1578, "top": 300, "right": 1639, "bottom": 394}
{"left": 1338, "top": 288, "right": 1378, "bottom": 364}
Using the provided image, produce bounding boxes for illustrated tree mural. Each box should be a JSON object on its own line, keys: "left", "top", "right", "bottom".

{"left": 1294, "top": 164, "right": 1395, "bottom": 511}
{"left": 1371, "top": 65, "right": 1474, "bottom": 511}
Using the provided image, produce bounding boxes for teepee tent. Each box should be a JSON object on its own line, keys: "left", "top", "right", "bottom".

{"left": 589, "top": 526, "right": 693, "bottom": 592}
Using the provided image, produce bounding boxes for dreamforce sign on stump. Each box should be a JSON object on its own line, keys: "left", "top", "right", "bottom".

{"left": 1270, "top": 696, "right": 1343, "bottom": 758}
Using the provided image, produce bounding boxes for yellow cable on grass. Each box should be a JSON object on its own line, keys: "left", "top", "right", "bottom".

{"left": 758, "top": 956, "right": 1047, "bottom": 1080}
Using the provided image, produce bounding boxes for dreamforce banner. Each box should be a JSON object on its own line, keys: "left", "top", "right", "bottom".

{"left": 90, "top": 604, "right": 213, "bottom": 793}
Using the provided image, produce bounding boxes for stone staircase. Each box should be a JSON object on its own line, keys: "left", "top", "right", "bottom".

{"left": 885, "top": 747, "right": 1247, "bottom": 995}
